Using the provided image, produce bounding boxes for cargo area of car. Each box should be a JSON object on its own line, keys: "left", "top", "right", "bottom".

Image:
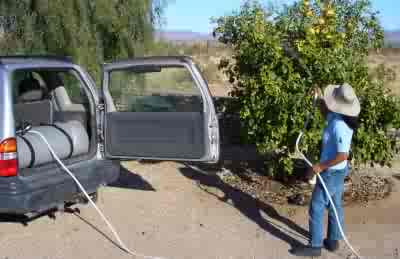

{"left": 13, "top": 68, "right": 97, "bottom": 176}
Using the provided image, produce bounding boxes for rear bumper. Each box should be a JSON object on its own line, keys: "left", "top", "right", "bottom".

{"left": 0, "top": 159, "right": 120, "bottom": 214}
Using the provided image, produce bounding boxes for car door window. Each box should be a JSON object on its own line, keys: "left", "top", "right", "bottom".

{"left": 12, "top": 71, "right": 47, "bottom": 103}
{"left": 109, "top": 66, "right": 203, "bottom": 112}
{"left": 57, "top": 71, "right": 88, "bottom": 104}
{"left": 11, "top": 70, "right": 28, "bottom": 102}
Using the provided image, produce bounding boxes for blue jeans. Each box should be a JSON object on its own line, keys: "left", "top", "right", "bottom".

{"left": 309, "top": 167, "right": 349, "bottom": 247}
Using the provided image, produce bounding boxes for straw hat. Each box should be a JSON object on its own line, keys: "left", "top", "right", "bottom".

{"left": 323, "top": 83, "right": 360, "bottom": 117}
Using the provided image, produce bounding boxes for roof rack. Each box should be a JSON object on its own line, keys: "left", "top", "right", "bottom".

{"left": 0, "top": 55, "right": 73, "bottom": 63}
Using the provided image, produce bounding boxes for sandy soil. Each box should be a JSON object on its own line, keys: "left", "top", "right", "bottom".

{"left": 0, "top": 161, "right": 399, "bottom": 259}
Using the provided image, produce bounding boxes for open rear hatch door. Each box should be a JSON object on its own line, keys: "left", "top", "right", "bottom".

{"left": 101, "top": 56, "right": 219, "bottom": 162}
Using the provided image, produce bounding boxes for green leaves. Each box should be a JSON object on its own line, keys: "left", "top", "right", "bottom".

{"left": 213, "top": 0, "right": 399, "bottom": 177}
{"left": 0, "top": 0, "right": 167, "bottom": 83}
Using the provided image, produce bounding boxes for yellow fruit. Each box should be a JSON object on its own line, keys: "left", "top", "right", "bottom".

{"left": 326, "top": 9, "right": 335, "bottom": 17}
{"left": 308, "top": 28, "right": 316, "bottom": 34}
{"left": 306, "top": 10, "right": 314, "bottom": 17}
{"left": 303, "top": 0, "right": 310, "bottom": 6}
{"left": 326, "top": 34, "right": 333, "bottom": 40}
{"left": 318, "top": 18, "right": 325, "bottom": 25}
{"left": 346, "top": 22, "right": 354, "bottom": 30}
{"left": 315, "top": 28, "right": 321, "bottom": 34}
{"left": 323, "top": 1, "right": 332, "bottom": 9}
{"left": 340, "top": 33, "right": 346, "bottom": 39}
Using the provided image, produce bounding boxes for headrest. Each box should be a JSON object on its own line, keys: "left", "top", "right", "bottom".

{"left": 18, "top": 78, "right": 44, "bottom": 102}
{"left": 18, "top": 89, "right": 44, "bottom": 102}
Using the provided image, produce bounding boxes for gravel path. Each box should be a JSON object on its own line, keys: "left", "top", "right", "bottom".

{"left": 0, "top": 161, "right": 399, "bottom": 259}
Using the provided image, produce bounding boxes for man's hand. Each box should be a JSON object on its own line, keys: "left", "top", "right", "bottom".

{"left": 312, "top": 164, "right": 324, "bottom": 174}
{"left": 305, "top": 153, "right": 349, "bottom": 180}
{"left": 306, "top": 163, "right": 324, "bottom": 178}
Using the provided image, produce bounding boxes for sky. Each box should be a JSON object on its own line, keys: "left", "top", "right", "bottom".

{"left": 164, "top": 0, "right": 400, "bottom": 33}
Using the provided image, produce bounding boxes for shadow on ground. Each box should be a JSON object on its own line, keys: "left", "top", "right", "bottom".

{"left": 0, "top": 208, "right": 60, "bottom": 226}
{"left": 179, "top": 162, "right": 310, "bottom": 250}
{"left": 72, "top": 212, "right": 127, "bottom": 253}
{"left": 0, "top": 213, "right": 36, "bottom": 226}
{"left": 108, "top": 164, "right": 156, "bottom": 191}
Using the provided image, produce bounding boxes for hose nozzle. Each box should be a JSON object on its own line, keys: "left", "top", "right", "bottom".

{"left": 313, "top": 92, "right": 318, "bottom": 106}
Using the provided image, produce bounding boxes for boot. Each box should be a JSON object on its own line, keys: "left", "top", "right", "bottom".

{"left": 323, "top": 239, "right": 339, "bottom": 252}
{"left": 290, "top": 245, "right": 322, "bottom": 257}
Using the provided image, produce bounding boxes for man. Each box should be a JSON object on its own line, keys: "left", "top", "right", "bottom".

{"left": 292, "top": 83, "right": 360, "bottom": 257}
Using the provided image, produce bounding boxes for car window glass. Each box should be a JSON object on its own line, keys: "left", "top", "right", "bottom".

{"left": 108, "top": 66, "right": 203, "bottom": 112}
{"left": 57, "top": 70, "right": 87, "bottom": 104}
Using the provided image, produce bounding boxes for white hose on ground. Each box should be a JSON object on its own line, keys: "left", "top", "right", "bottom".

{"left": 295, "top": 95, "right": 362, "bottom": 259}
{"left": 30, "top": 130, "right": 166, "bottom": 259}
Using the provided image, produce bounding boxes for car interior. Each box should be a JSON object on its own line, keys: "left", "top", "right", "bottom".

{"left": 13, "top": 69, "right": 95, "bottom": 172}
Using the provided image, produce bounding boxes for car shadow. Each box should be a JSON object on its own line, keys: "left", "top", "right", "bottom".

{"left": 108, "top": 164, "right": 156, "bottom": 191}
{"left": 179, "top": 163, "right": 310, "bottom": 249}
{"left": 0, "top": 208, "right": 60, "bottom": 226}
{"left": 71, "top": 212, "right": 128, "bottom": 253}
{"left": 0, "top": 213, "right": 36, "bottom": 226}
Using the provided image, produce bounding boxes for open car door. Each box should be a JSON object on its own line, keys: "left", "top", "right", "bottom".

{"left": 101, "top": 56, "right": 220, "bottom": 162}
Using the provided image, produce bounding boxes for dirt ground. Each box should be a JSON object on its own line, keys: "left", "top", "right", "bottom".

{"left": 0, "top": 161, "right": 399, "bottom": 259}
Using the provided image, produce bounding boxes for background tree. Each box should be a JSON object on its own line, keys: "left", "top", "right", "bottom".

{"left": 213, "top": 0, "right": 400, "bottom": 177}
{"left": 0, "top": 0, "right": 168, "bottom": 82}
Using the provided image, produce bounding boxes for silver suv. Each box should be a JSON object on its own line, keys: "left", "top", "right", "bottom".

{"left": 0, "top": 55, "right": 220, "bottom": 217}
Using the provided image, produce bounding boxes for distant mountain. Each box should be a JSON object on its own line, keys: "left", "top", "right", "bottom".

{"left": 156, "top": 30, "right": 400, "bottom": 46}
{"left": 154, "top": 30, "right": 214, "bottom": 42}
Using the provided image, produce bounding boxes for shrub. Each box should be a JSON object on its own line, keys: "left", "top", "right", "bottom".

{"left": 213, "top": 0, "right": 400, "bottom": 176}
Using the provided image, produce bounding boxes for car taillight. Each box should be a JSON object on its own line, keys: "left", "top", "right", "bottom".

{"left": 0, "top": 138, "right": 18, "bottom": 177}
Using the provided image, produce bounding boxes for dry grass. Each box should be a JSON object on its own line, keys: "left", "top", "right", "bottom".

{"left": 369, "top": 48, "right": 400, "bottom": 95}
{"left": 149, "top": 41, "right": 400, "bottom": 97}
{"left": 186, "top": 43, "right": 400, "bottom": 97}
{"left": 192, "top": 54, "right": 233, "bottom": 97}
{"left": 200, "top": 47, "right": 400, "bottom": 97}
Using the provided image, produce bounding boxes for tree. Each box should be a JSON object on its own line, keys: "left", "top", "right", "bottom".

{"left": 0, "top": 0, "right": 168, "bottom": 82}
{"left": 213, "top": 0, "right": 400, "bottom": 177}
